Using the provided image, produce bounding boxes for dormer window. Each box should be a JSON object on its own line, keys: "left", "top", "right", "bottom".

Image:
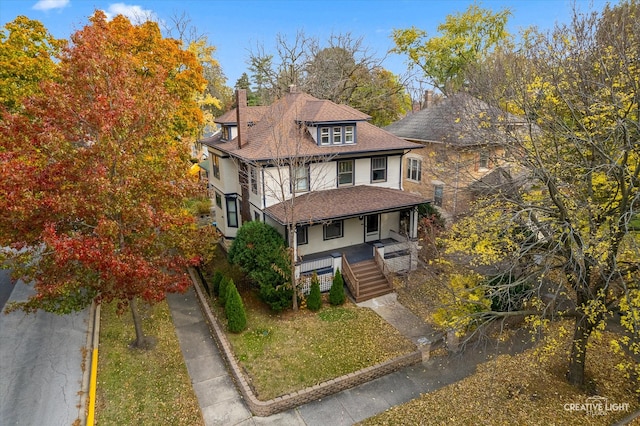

{"left": 345, "top": 126, "right": 354, "bottom": 143}
{"left": 333, "top": 127, "right": 342, "bottom": 144}
{"left": 221, "top": 126, "right": 230, "bottom": 141}
{"left": 317, "top": 125, "right": 356, "bottom": 146}
{"left": 320, "top": 127, "right": 330, "bottom": 145}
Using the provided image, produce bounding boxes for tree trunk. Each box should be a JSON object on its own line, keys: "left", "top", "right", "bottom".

{"left": 129, "top": 297, "right": 155, "bottom": 349}
{"left": 566, "top": 315, "right": 593, "bottom": 386}
{"left": 290, "top": 225, "right": 298, "bottom": 311}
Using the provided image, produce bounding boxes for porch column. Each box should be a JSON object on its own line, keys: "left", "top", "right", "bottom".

{"left": 331, "top": 252, "right": 342, "bottom": 274}
{"left": 293, "top": 227, "right": 300, "bottom": 280}
{"left": 410, "top": 207, "right": 419, "bottom": 239}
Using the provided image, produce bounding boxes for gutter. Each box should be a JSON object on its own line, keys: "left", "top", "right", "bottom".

{"left": 261, "top": 167, "right": 267, "bottom": 210}
{"left": 264, "top": 202, "right": 427, "bottom": 227}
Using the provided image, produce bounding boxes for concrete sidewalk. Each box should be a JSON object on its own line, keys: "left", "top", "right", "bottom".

{"left": 167, "top": 287, "right": 528, "bottom": 426}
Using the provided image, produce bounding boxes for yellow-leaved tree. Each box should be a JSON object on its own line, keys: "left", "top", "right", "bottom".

{"left": 441, "top": 1, "right": 639, "bottom": 391}
{"left": 0, "top": 16, "right": 64, "bottom": 112}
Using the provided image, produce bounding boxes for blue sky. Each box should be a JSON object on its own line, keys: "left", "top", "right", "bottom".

{"left": 0, "top": 0, "right": 614, "bottom": 86}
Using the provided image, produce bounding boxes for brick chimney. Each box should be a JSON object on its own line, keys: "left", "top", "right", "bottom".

{"left": 424, "top": 90, "right": 433, "bottom": 109}
{"left": 236, "top": 89, "right": 248, "bottom": 149}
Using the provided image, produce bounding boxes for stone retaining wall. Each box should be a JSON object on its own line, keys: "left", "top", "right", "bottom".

{"left": 189, "top": 269, "right": 422, "bottom": 417}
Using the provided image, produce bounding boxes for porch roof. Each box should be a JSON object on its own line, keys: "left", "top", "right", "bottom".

{"left": 264, "top": 185, "right": 429, "bottom": 226}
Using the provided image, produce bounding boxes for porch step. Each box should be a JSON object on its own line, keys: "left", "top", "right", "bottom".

{"left": 349, "top": 259, "right": 394, "bottom": 303}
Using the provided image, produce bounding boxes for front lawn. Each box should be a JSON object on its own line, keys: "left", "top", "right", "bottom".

{"left": 212, "top": 290, "right": 417, "bottom": 400}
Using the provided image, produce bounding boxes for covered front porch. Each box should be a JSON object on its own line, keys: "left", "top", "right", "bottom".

{"left": 296, "top": 233, "right": 418, "bottom": 301}
{"left": 263, "top": 185, "right": 427, "bottom": 301}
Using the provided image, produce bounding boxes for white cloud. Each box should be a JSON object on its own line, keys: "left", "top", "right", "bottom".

{"left": 32, "top": 0, "right": 70, "bottom": 11}
{"left": 103, "top": 3, "right": 158, "bottom": 24}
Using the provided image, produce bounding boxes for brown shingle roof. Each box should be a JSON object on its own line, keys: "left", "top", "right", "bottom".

{"left": 264, "top": 185, "right": 429, "bottom": 225}
{"left": 214, "top": 105, "right": 268, "bottom": 125}
{"left": 202, "top": 92, "right": 421, "bottom": 161}
{"left": 297, "top": 99, "right": 370, "bottom": 123}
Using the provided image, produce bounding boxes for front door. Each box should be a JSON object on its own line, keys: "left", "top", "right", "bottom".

{"left": 365, "top": 214, "right": 380, "bottom": 242}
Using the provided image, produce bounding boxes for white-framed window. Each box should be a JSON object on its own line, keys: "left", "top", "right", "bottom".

{"left": 215, "top": 192, "right": 222, "bottom": 208}
{"left": 407, "top": 158, "right": 421, "bottom": 182}
{"left": 479, "top": 152, "right": 489, "bottom": 169}
{"left": 226, "top": 197, "right": 238, "bottom": 227}
{"left": 212, "top": 154, "right": 220, "bottom": 179}
{"left": 296, "top": 225, "right": 308, "bottom": 245}
{"left": 292, "top": 165, "right": 309, "bottom": 192}
{"left": 318, "top": 125, "right": 356, "bottom": 145}
{"left": 434, "top": 184, "right": 444, "bottom": 207}
{"left": 250, "top": 166, "right": 258, "bottom": 194}
{"left": 371, "top": 157, "right": 387, "bottom": 182}
{"left": 345, "top": 126, "right": 354, "bottom": 143}
{"left": 221, "top": 126, "right": 230, "bottom": 141}
{"left": 333, "top": 127, "right": 342, "bottom": 144}
{"left": 320, "top": 127, "right": 330, "bottom": 145}
{"left": 324, "top": 221, "right": 343, "bottom": 240}
{"left": 337, "top": 160, "right": 354, "bottom": 186}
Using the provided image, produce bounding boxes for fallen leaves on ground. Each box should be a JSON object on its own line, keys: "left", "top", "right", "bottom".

{"left": 361, "top": 321, "right": 639, "bottom": 426}
{"left": 95, "top": 301, "right": 203, "bottom": 426}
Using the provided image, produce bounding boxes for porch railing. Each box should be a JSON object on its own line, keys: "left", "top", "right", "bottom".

{"left": 389, "top": 229, "right": 408, "bottom": 242}
{"left": 299, "top": 256, "right": 332, "bottom": 274}
{"left": 374, "top": 247, "right": 394, "bottom": 287}
{"left": 341, "top": 253, "right": 359, "bottom": 300}
{"left": 384, "top": 241, "right": 409, "bottom": 256}
{"left": 298, "top": 272, "right": 333, "bottom": 294}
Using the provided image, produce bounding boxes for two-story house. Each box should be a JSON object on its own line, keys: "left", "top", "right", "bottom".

{"left": 385, "top": 92, "right": 520, "bottom": 220}
{"left": 201, "top": 88, "right": 427, "bottom": 301}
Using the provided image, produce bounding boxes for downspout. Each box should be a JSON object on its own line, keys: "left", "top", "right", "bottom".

{"left": 399, "top": 151, "right": 409, "bottom": 190}
{"left": 261, "top": 166, "right": 267, "bottom": 210}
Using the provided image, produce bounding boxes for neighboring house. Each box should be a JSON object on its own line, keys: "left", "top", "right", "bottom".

{"left": 200, "top": 88, "right": 427, "bottom": 301}
{"left": 385, "top": 92, "right": 522, "bottom": 219}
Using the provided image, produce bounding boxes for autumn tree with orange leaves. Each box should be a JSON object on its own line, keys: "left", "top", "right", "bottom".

{"left": 0, "top": 12, "right": 215, "bottom": 348}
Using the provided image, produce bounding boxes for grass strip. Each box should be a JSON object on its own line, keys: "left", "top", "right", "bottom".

{"left": 95, "top": 301, "right": 203, "bottom": 426}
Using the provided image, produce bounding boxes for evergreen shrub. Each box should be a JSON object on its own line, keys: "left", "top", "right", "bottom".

{"left": 225, "top": 280, "right": 247, "bottom": 333}
{"left": 306, "top": 272, "right": 322, "bottom": 312}
{"left": 218, "top": 276, "right": 230, "bottom": 306}
{"left": 329, "top": 268, "right": 346, "bottom": 306}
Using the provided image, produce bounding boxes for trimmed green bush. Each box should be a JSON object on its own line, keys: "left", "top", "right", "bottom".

{"left": 259, "top": 282, "right": 292, "bottom": 312}
{"left": 212, "top": 270, "right": 224, "bottom": 297}
{"left": 218, "top": 276, "right": 230, "bottom": 306}
{"left": 228, "top": 221, "right": 291, "bottom": 311}
{"left": 329, "top": 269, "right": 346, "bottom": 306}
{"left": 306, "top": 272, "right": 322, "bottom": 312}
{"left": 225, "top": 280, "right": 247, "bottom": 333}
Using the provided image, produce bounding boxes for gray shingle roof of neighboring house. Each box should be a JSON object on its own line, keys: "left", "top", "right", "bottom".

{"left": 264, "top": 185, "right": 428, "bottom": 225}
{"left": 201, "top": 91, "right": 422, "bottom": 162}
{"left": 384, "top": 92, "right": 520, "bottom": 146}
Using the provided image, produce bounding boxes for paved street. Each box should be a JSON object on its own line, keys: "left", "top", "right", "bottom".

{"left": 0, "top": 273, "right": 90, "bottom": 425}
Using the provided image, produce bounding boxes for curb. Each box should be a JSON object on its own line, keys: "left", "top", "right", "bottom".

{"left": 84, "top": 301, "right": 101, "bottom": 426}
